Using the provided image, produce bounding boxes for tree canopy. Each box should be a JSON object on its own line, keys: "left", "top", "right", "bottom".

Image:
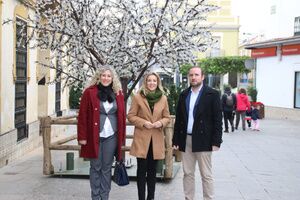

{"left": 180, "top": 56, "right": 251, "bottom": 75}
{"left": 6, "top": 0, "right": 218, "bottom": 99}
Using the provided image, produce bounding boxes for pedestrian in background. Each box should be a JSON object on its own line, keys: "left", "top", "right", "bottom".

{"left": 245, "top": 107, "right": 252, "bottom": 129}
{"left": 128, "top": 72, "right": 170, "bottom": 200}
{"left": 221, "top": 86, "right": 236, "bottom": 132}
{"left": 173, "top": 66, "right": 223, "bottom": 200}
{"left": 251, "top": 104, "right": 261, "bottom": 131}
{"left": 77, "top": 67, "right": 126, "bottom": 200}
{"left": 235, "top": 88, "right": 251, "bottom": 131}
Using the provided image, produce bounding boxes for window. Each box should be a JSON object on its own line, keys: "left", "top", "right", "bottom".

{"left": 207, "top": 36, "right": 223, "bottom": 57}
{"left": 294, "top": 17, "right": 300, "bottom": 36}
{"left": 15, "top": 18, "right": 28, "bottom": 141}
{"left": 55, "top": 61, "right": 62, "bottom": 116}
{"left": 295, "top": 72, "right": 300, "bottom": 108}
{"left": 270, "top": 5, "right": 276, "bottom": 15}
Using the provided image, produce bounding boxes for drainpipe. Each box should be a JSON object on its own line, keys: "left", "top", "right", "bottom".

{"left": 277, "top": 44, "right": 282, "bottom": 62}
{"left": 253, "top": 59, "right": 257, "bottom": 88}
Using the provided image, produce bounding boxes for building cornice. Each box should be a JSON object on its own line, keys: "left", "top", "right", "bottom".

{"left": 211, "top": 24, "right": 240, "bottom": 31}
{"left": 245, "top": 36, "right": 300, "bottom": 49}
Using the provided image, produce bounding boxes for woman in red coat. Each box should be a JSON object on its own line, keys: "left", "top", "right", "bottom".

{"left": 77, "top": 67, "right": 126, "bottom": 200}
{"left": 235, "top": 88, "right": 251, "bottom": 131}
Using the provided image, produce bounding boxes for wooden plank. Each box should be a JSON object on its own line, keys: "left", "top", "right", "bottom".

{"left": 164, "top": 118, "right": 174, "bottom": 179}
{"left": 121, "top": 146, "right": 131, "bottom": 151}
{"left": 51, "top": 114, "right": 78, "bottom": 121}
{"left": 51, "top": 134, "right": 77, "bottom": 146}
{"left": 49, "top": 144, "right": 131, "bottom": 152}
{"left": 42, "top": 116, "right": 54, "bottom": 175}
{"left": 51, "top": 119, "right": 77, "bottom": 125}
{"left": 50, "top": 144, "right": 81, "bottom": 151}
{"left": 125, "top": 135, "right": 134, "bottom": 139}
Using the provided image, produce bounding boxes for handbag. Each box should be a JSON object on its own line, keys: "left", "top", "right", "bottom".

{"left": 113, "top": 160, "right": 129, "bottom": 186}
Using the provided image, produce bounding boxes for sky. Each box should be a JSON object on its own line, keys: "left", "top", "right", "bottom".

{"left": 231, "top": 0, "right": 270, "bottom": 36}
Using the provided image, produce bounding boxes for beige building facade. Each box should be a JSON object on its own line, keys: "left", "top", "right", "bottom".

{"left": 0, "top": 0, "right": 69, "bottom": 168}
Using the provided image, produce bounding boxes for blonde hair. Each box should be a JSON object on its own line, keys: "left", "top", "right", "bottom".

{"left": 139, "top": 72, "right": 164, "bottom": 95}
{"left": 85, "top": 66, "right": 122, "bottom": 93}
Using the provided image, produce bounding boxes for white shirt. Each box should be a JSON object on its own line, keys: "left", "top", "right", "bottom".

{"left": 187, "top": 85, "right": 203, "bottom": 134}
{"left": 100, "top": 101, "right": 115, "bottom": 138}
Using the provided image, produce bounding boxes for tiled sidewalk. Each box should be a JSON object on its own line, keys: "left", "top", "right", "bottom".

{"left": 0, "top": 118, "right": 299, "bottom": 200}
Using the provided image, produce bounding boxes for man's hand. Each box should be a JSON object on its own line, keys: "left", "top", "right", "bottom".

{"left": 144, "top": 121, "right": 154, "bottom": 129}
{"left": 212, "top": 146, "right": 220, "bottom": 151}
{"left": 153, "top": 121, "right": 163, "bottom": 128}
{"left": 78, "top": 140, "right": 87, "bottom": 145}
{"left": 173, "top": 145, "right": 179, "bottom": 150}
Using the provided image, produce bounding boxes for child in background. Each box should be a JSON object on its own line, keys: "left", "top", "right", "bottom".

{"left": 245, "top": 107, "right": 252, "bottom": 129}
{"left": 251, "top": 104, "right": 260, "bottom": 131}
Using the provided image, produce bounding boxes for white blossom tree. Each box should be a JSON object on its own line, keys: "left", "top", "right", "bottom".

{"left": 7, "top": 0, "right": 218, "bottom": 100}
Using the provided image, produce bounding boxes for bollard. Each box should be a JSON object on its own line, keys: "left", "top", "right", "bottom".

{"left": 66, "top": 152, "right": 74, "bottom": 170}
{"left": 156, "top": 159, "right": 164, "bottom": 175}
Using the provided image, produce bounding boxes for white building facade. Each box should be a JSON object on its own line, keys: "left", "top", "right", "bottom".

{"left": 243, "top": 0, "right": 300, "bottom": 120}
{"left": 264, "top": 0, "right": 300, "bottom": 39}
{"left": 245, "top": 37, "right": 300, "bottom": 119}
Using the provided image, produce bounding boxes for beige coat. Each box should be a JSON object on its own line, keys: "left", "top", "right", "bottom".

{"left": 128, "top": 93, "right": 170, "bottom": 160}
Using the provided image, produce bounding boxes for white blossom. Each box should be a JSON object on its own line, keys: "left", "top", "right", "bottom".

{"left": 18, "top": 0, "right": 218, "bottom": 98}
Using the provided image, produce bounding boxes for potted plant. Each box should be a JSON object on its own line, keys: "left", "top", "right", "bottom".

{"left": 247, "top": 86, "right": 264, "bottom": 119}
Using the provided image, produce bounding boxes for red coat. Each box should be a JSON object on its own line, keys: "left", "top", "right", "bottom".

{"left": 236, "top": 93, "right": 251, "bottom": 112}
{"left": 77, "top": 85, "right": 126, "bottom": 160}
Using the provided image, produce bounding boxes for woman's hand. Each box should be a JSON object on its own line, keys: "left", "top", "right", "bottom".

{"left": 143, "top": 121, "right": 154, "bottom": 129}
{"left": 153, "top": 121, "right": 163, "bottom": 128}
{"left": 78, "top": 140, "right": 87, "bottom": 145}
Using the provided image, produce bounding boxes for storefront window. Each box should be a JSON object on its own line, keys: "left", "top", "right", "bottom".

{"left": 295, "top": 72, "right": 300, "bottom": 108}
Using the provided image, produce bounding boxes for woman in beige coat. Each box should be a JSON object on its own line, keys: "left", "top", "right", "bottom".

{"left": 128, "top": 72, "right": 170, "bottom": 200}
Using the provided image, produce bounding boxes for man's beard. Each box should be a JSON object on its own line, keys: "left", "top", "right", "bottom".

{"left": 191, "top": 82, "right": 202, "bottom": 88}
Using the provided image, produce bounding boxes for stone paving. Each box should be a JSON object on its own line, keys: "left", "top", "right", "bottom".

{"left": 0, "top": 118, "right": 299, "bottom": 200}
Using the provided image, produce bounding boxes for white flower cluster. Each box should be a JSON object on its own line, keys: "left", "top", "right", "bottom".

{"left": 26, "top": 0, "right": 218, "bottom": 93}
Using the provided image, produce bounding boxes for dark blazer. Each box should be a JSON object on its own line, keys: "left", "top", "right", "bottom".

{"left": 172, "top": 85, "right": 223, "bottom": 152}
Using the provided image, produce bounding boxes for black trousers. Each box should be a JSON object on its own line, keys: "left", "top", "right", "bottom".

{"left": 223, "top": 111, "right": 234, "bottom": 131}
{"left": 137, "top": 141, "right": 157, "bottom": 200}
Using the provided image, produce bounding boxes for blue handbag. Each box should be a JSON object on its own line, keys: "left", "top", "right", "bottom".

{"left": 113, "top": 160, "right": 129, "bottom": 186}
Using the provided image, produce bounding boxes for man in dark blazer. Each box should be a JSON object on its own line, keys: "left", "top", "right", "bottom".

{"left": 173, "top": 66, "right": 223, "bottom": 200}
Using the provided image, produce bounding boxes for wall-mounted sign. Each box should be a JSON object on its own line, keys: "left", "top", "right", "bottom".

{"left": 251, "top": 47, "right": 277, "bottom": 58}
{"left": 282, "top": 44, "right": 300, "bottom": 55}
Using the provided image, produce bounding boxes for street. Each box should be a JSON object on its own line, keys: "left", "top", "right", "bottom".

{"left": 0, "top": 118, "right": 299, "bottom": 200}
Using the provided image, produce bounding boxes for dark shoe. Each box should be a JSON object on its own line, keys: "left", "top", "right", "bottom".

{"left": 224, "top": 130, "right": 229, "bottom": 133}
{"left": 231, "top": 127, "right": 234, "bottom": 132}
{"left": 235, "top": 127, "right": 238, "bottom": 130}
{"left": 242, "top": 128, "right": 246, "bottom": 131}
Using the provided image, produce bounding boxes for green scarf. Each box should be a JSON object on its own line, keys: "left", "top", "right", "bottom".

{"left": 141, "top": 89, "right": 163, "bottom": 112}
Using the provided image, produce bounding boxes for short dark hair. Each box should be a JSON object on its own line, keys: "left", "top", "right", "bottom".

{"left": 225, "top": 86, "right": 231, "bottom": 92}
{"left": 188, "top": 66, "right": 204, "bottom": 75}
